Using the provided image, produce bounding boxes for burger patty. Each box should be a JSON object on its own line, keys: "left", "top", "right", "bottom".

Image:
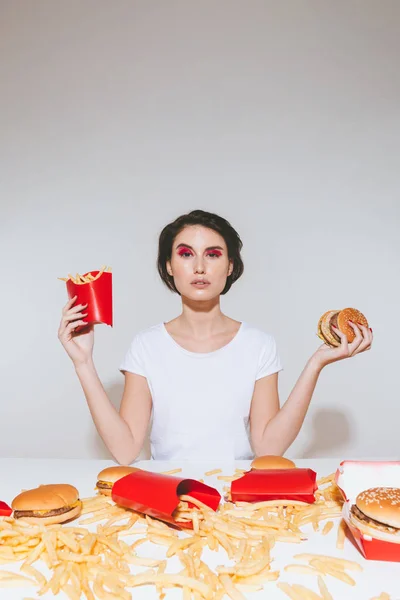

{"left": 350, "top": 505, "right": 400, "bottom": 533}
{"left": 96, "top": 481, "right": 112, "bottom": 490}
{"left": 14, "top": 505, "right": 77, "bottom": 519}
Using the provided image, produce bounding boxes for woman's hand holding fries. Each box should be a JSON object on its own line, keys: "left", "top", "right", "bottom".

{"left": 58, "top": 296, "right": 94, "bottom": 366}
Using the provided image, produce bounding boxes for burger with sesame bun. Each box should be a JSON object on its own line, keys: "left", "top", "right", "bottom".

{"left": 96, "top": 466, "right": 141, "bottom": 496}
{"left": 349, "top": 487, "right": 400, "bottom": 543}
{"left": 317, "top": 308, "right": 369, "bottom": 348}
{"left": 12, "top": 484, "right": 82, "bottom": 525}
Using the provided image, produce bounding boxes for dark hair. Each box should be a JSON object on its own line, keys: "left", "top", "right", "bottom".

{"left": 157, "top": 210, "right": 244, "bottom": 295}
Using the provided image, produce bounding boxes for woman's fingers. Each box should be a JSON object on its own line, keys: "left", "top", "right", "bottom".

{"left": 350, "top": 322, "right": 373, "bottom": 355}
{"left": 62, "top": 302, "right": 88, "bottom": 317}
{"left": 331, "top": 326, "right": 350, "bottom": 357}
{"left": 59, "top": 311, "right": 88, "bottom": 336}
{"left": 59, "top": 302, "right": 88, "bottom": 338}
{"left": 346, "top": 321, "right": 364, "bottom": 355}
{"left": 63, "top": 295, "right": 78, "bottom": 311}
{"left": 65, "top": 320, "right": 88, "bottom": 336}
{"left": 64, "top": 311, "right": 88, "bottom": 322}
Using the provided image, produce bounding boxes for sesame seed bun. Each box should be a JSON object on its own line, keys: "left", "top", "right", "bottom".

{"left": 337, "top": 308, "right": 369, "bottom": 343}
{"left": 349, "top": 487, "right": 400, "bottom": 543}
{"left": 96, "top": 466, "right": 141, "bottom": 496}
{"left": 12, "top": 484, "right": 82, "bottom": 524}
{"left": 356, "top": 487, "right": 400, "bottom": 529}
{"left": 250, "top": 455, "right": 296, "bottom": 470}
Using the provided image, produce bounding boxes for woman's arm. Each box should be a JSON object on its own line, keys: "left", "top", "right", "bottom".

{"left": 250, "top": 322, "right": 373, "bottom": 456}
{"left": 58, "top": 297, "right": 152, "bottom": 465}
{"left": 249, "top": 360, "right": 321, "bottom": 456}
{"left": 75, "top": 364, "right": 152, "bottom": 465}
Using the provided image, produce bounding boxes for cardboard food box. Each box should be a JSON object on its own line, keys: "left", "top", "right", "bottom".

{"left": 231, "top": 468, "right": 318, "bottom": 503}
{"left": 335, "top": 460, "right": 400, "bottom": 562}
{"left": 112, "top": 469, "right": 221, "bottom": 529}
{"left": 0, "top": 500, "right": 12, "bottom": 517}
{"left": 66, "top": 270, "right": 112, "bottom": 327}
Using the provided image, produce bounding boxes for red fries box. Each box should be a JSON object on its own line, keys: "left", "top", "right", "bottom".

{"left": 112, "top": 470, "right": 221, "bottom": 529}
{"left": 0, "top": 500, "right": 12, "bottom": 517}
{"left": 335, "top": 460, "right": 400, "bottom": 562}
{"left": 66, "top": 270, "right": 113, "bottom": 327}
{"left": 231, "top": 468, "right": 318, "bottom": 503}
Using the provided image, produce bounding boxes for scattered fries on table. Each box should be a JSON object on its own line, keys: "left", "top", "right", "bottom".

{"left": 0, "top": 471, "right": 364, "bottom": 600}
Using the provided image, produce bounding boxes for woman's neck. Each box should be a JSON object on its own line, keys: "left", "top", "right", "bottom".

{"left": 167, "top": 296, "right": 234, "bottom": 339}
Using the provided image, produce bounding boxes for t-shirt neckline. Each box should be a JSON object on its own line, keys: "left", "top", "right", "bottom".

{"left": 160, "top": 321, "right": 245, "bottom": 358}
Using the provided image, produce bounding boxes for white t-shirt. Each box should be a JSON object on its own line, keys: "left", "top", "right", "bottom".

{"left": 119, "top": 322, "right": 283, "bottom": 461}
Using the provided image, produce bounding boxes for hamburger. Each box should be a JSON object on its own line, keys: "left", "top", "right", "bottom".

{"left": 12, "top": 484, "right": 82, "bottom": 525}
{"left": 317, "top": 307, "right": 369, "bottom": 348}
{"left": 251, "top": 455, "right": 296, "bottom": 470}
{"left": 96, "top": 466, "right": 141, "bottom": 496}
{"left": 349, "top": 487, "right": 400, "bottom": 543}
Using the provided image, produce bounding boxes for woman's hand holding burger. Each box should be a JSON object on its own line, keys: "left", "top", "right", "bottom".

{"left": 58, "top": 296, "right": 94, "bottom": 366}
{"left": 312, "top": 307, "right": 373, "bottom": 370}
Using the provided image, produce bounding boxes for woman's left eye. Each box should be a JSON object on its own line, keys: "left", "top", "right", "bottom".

{"left": 206, "top": 252, "right": 221, "bottom": 258}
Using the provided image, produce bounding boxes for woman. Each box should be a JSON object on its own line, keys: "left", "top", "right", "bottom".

{"left": 58, "top": 210, "right": 373, "bottom": 464}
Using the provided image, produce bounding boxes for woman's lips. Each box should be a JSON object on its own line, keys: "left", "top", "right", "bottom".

{"left": 191, "top": 281, "right": 210, "bottom": 287}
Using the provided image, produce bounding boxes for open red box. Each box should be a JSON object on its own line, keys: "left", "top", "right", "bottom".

{"left": 112, "top": 469, "right": 221, "bottom": 529}
{"left": 66, "top": 271, "right": 112, "bottom": 327}
{"left": 335, "top": 460, "right": 400, "bottom": 562}
{"left": 231, "top": 468, "right": 317, "bottom": 503}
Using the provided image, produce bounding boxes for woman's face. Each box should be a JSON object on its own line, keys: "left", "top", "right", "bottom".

{"left": 167, "top": 225, "right": 233, "bottom": 300}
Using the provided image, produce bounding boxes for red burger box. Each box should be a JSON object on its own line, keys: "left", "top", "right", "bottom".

{"left": 0, "top": 500, "right": 12, "bottom": 517}
{"left": 335, "top": 460, "right": 400, "bottom": 562}
{"left": 231, "top": 468, "right": 318, "bottom": 503}
{"left": 112, "top": 469, "right": 221, "bottom": 529}
{"left": 66, "top": 271, "right": 112, "bottom": 327}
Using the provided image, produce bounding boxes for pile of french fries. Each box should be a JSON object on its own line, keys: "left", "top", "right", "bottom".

{"left": 0, "top": 470, "right": 378, "bottom": 600}
{"left": 58, "top": 266, "right": 112, "bottom": 285}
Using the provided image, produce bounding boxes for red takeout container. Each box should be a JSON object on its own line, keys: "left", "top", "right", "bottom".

{"left": 231, "top": 468, "right": 317, "bottom": 503}
{"left": 335, "top": 460, "right": 400, "bottom": 562}
{"left": 66, "top": 271, "right": 112, "bottom": 327}
{"left": 0, "top": 501, "right": 12, "bottom": 517}
{"left": 112, "top": 469, "right": 221, "bottom": 529}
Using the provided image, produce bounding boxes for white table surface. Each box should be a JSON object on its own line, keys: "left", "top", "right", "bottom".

{"left": 1, "top": 458, "right": 400, "bottom": 600}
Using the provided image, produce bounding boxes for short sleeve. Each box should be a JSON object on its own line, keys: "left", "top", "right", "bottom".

{"left": 255, "top": 334, "right": 283, "bottom": 380}
{"left": 119, "top": 334, "right": 146, "bottom": 377}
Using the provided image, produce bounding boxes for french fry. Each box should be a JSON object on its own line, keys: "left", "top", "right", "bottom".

{"left": 284, "top": 564, "right": 322, "bottom": 576}
{"left": 204, "top": 469, "right": 223, "bottom": 476}
{"left": 322, "top": 521, "right": 334, "bottom": 536}
{"left": 0, "top": 575, "right": 37, "bottom": 588}
{"left": 318, "top": 575, "right": 334, "bottom": 600}
{"left": 336, "top": 519, "right": 347, "bottom": 549}
{"left": 128, "top": 572, "right": 212, "bottom": 599}
{"left": 160, "top": 468, "right": 182, "bottom": 475}
{"left": 277, "top": 582, "right": 304, "bottom": 600}
{"left": 218, "top": 574, "right": 247, "bottom": 600}
{"left": 20, "top": 563, "right": 47, "bottom": 587}
{"left": 292, "top": 584, "right": 323, "bottom": 600}
{"left": 293, "top": 554, "right": 362, "bottom": 571}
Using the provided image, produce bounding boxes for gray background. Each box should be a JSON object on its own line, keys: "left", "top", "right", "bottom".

{"left": 1, "top": 0, "right": 399, "bottom": 460}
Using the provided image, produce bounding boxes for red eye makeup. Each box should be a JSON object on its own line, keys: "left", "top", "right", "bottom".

{"left": 206, "top": 249, "right": 223, "bottom": 257}
{"left": 177, "top": 246, "right": 193, "bottom": 256}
